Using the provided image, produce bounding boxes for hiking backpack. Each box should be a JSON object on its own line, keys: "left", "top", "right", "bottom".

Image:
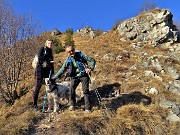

{"left": 32, "top": 47, "right": 47, "bottom": 69}
{"left": 67, "top": 50, "right": 88, "bottom": 77}
{"left": 32, "top": 54, "right": 38, "bottom": 69}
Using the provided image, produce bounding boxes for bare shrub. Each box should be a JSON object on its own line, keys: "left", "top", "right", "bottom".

{"left": 112, "top": 19, "right": 123, "bottom": 30}
{"left": 139, "top": 0, "right": 157, "bottom": 13}
{"left": 0, "top": 0, "right": 39, "bottom": 105}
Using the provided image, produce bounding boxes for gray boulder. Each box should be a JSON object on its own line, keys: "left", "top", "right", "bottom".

{"left": 117, "top": 9, "right": 179, "bottom": 47}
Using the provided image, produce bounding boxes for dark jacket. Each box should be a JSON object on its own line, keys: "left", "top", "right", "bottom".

{"left": 36, "top": 46, "right": 54, "bottom": 77}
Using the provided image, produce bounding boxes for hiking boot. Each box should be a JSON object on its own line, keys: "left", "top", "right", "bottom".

{"left": 84, "top": 109, "right": 92, "bottom": 113}
{"left": 69, "top": 106, "right": 75, "bottom": 111}
{"left": 32, "top": 105, "right": 38, "bottom": 111}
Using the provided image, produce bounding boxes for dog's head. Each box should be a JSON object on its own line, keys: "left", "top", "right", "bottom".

{"left": 45, "top": 78, "right": 56, "bottom": 85}
{"left": 45, "top": 78, "right": 56, "bottom": 92}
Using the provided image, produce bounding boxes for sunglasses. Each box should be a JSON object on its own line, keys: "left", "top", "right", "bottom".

{"left": 67, "top": 49, "right": 75, "bottom": 53}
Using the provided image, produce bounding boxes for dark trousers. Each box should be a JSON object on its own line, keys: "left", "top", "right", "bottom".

{"left": 32, "top": 67, "right": 43, "bottom": 106}
{"left": 32, "top": 66, "right": 53, "bottom": 106}
{"left": 69, "top": 74, "right": 91, "bottom": 110}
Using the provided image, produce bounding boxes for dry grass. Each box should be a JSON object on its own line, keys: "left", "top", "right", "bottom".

{"left": 104, "top": 105, "right": 169, "bottom": 135}
{"left": 54, "top": 113, "right": 107, "bottom": 135}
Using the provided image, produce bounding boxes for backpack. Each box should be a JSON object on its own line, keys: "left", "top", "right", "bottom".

{"left": 32, "top": 47, "right": 47, "bottom": 69}
{"left": 67, "top": 50, "right": 88, "bottom": 77}
{"left": 32, "top": 54, "right": 38, "bottom": 69}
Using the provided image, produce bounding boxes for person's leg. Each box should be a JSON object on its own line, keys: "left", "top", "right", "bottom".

{"left": 69, "top": 78, "right": 80, "bottom": 107}
{"left": 80, "top": 76, "right": 91, "bottom": 110}
{"left": 32, "top": 67, "right": 43, "bottom": 108}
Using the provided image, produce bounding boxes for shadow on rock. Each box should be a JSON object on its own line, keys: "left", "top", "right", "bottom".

{"left": 90, "top": 82, "right": 121, "bottom": 108}
{"left": 107, "top": 91, "right": 152, "bottom": 111}
{"left": 90, "top": 83, "right": 152, "bottom": 111}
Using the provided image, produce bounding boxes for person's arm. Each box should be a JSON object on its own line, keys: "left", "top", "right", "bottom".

{"left": 38, "top": 47, "right": 45, "bottom": 64}
{"left": 46, "top": 48, "right": 54, "bottom": 71}
{"left": 52, "top": 58, "right": 69, "bottom": 79}
{"left": 81, "top": 53, "right": 96, "bottom": 71}
{"left": 47, "top": 48, "right": 54, "bottom": 63}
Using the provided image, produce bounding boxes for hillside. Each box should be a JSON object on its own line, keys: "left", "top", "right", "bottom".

{"left": 0, "top": 9, "right": 180, "bottom": 135}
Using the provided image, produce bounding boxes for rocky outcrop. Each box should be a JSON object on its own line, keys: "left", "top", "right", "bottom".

{"left": 77, "top": 26, "right": 96, "bottom": 39}
{"left": 117, "top": 8, "right": 179, "bottom": 47}
{"left": 51, "top": 29, "right": 61, "bottom": 36}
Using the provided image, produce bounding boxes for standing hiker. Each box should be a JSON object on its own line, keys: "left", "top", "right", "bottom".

{"left": 52, "top": 44, "right": 96, "bottom": 113}
{"left": 32, "top": 39, "right": 54, "bottom": 110}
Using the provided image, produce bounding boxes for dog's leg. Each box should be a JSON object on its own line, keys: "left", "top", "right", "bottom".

{"left": 53, "top": 93, "right": 59, "bottom": 112}
{"left": 62, "top": 89, "right": 69, "bottom": 104}
{"left": 47, "top": 94, "right": 52, "bottom": 112}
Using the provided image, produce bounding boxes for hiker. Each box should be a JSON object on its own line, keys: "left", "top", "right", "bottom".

{"left": 52, "top": 44, "right": 96, "bottom": 113}
{"left": 32, "top": 39, "right": 54, "bottom": 110}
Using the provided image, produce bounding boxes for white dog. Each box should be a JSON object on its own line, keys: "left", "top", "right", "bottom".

{"left": 44, "top": 78, "right": 71, "bottom": 112}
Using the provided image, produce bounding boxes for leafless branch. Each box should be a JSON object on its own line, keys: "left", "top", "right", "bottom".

{"left": 0, "top": 0, "right": 40, "bottom": 105}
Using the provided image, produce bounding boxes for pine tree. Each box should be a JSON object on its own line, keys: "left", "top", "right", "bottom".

{"left": 64, "top": 28, "right": 74, "bottom": 46}
{"left": 53, "top": 37, "right": 64, "bottom": 54}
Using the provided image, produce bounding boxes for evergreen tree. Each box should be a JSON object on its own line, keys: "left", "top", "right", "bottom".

{"left": 64, "top": 28, "right": 74, "bottom": 46}
{"left": 53, "top": 37, "right": 64, "bottom": 54}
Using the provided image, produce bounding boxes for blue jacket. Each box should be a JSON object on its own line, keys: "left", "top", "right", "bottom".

{"left": 53, "top": 50, "right": 95, "bottom": 79}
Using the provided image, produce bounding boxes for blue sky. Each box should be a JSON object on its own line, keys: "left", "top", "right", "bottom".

{"left": 10, "top": 0, "right": 180, "bottom": 32}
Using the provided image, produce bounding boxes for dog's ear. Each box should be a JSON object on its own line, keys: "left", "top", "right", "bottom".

{"left": 45, "top": 78, "right": 50, "bottom": 85}
{"left": 49, "top": 78, "right": 56, "bottom": 85}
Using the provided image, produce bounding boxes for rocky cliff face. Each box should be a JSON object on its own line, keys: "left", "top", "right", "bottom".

{"left": 117, "top": 8, "right": 179, "bottom": 47}
{"left": 114, "top": 9, "right": 180, "bottom": 123}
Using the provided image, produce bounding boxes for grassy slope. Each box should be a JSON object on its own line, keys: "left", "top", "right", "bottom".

{"left": 0, "top": 30, "right": 180, "bottom": 135}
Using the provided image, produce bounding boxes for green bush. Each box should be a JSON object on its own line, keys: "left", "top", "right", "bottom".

{"left": 64, "top": 28, "right": 74, "bottom": 46}
{"left": 53, "top": 38, "right": 64, "bottom": 54}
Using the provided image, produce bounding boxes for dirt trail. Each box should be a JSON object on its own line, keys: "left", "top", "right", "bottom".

{"left": 28, "top": 106, "right": 99, "bottom": 135}
{"left": 28, "top": 112, "right": 60, "bottom": 135}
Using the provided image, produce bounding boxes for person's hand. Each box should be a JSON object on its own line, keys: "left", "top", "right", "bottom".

{"left": 85, "top": 68, "right": 91, "bottom": 74}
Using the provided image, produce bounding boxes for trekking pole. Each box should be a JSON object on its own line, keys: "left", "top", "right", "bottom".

{"left": 92, "top": 80, "right": 116, "bottom": 118}
{"left": 86, "top": 70, "right": 107, "bottom": 110}
{"left": 83, "top": 64, "right": 101, "bottom": 106}
{"left": 83, "top": 64, "right": 110, "bottom": 112}
{"left": 92, "top": 81, "right": 108, "bottom": 110}
{"left": 92, "top": 82, "right": 102, "bottom": 107}
{"left": 42, "top": 69, "right": 52, "bottom": 113}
